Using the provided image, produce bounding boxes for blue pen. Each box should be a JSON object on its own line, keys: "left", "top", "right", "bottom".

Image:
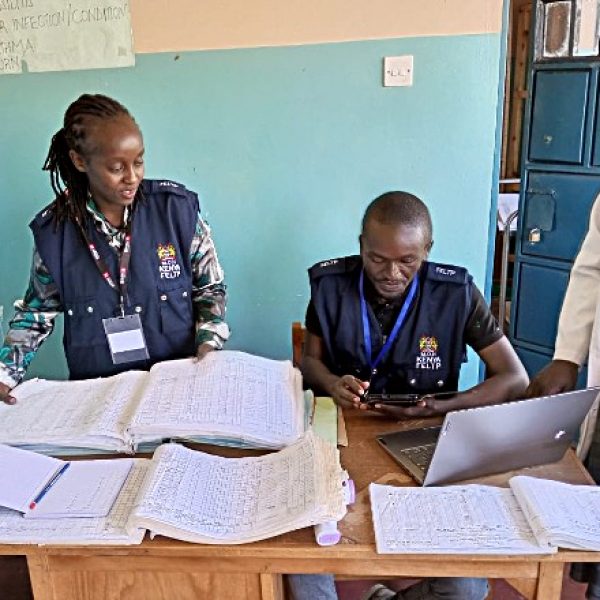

{"left": 29, "top": 462, "right": 70, "bottom": 510}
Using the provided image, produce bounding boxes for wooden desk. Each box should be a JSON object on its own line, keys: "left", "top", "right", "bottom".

{"left": 1, "top": 411, "right": 595, "bottom": 600}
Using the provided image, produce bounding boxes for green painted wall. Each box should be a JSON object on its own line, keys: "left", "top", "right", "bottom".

{"left": 0, "top": 33, "right": 501, "bottom": 387}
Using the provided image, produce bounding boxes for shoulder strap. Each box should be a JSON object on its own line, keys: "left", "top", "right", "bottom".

{"left": 424, "top": 261, "right": 469, "bottom": 285}
{"left": 309, "top": 255, "right": 361, "bottom": 280}
{"left": 142, "top": 179, "right": 191, "bottom": 198}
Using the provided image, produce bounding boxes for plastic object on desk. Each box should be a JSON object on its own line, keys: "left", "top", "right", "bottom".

{"left": 314, "top": 478, "right": 355, "bottom": 546}
{"left": 314, "top": 521, "right": 342, "bottom": 546}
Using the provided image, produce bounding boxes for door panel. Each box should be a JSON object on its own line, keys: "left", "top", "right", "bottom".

{"left": 521, "top": 172, "right": 600, "bottom": 261}
{"left": 529, "top": 69, "right": 589, "bottom": 164}
{"left": 513, "top": 263, "right": 569, "bottom": 348}
{"left": 516, "top": 346, "right": 588, "bottom": 388}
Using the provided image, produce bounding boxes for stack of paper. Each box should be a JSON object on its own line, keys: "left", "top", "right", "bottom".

{"left": 311, "top": 397, "right": 338, "bottom": 445}
{"left": 0, "top": 351, "right": 307, "bottom": 454}
{"left": 0, "top": 460, "right": 147, "bottom": 545}
{"left": 131, "top": 431, "right": 347, "bottom": 544}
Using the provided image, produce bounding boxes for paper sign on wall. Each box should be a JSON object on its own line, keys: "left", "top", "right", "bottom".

{"left": 0, "top": 0, "right": 134, "bottom": 75}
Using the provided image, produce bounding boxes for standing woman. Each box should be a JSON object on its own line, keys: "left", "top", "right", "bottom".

{"left": 0, "top": 94, "right": 229, "bottom": 403}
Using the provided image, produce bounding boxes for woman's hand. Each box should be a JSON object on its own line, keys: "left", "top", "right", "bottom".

{"left": 195, "top": 343, "right": 215, "bottom": 362}
{"left": 0, "top": 383, "right": 16, "bottom": 405}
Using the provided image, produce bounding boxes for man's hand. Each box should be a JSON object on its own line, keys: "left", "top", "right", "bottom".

{"left": 195, "top": 343, "right": 215, "bottom": 362}
{"left": 371, "top": 394, "right": 462, "bottom": 419}
{"left": 0, "top": 383, "right": 16, "bottom": 405}
{"left": 329, "top": 375, "right": 370, "bottom": 409}
{"left": 525, "top": 360, "right": 579, "bottom": 399}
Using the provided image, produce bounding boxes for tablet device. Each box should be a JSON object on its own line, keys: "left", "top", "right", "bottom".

{"left": 363, "top": 391, "right": 456, "bottom": 407}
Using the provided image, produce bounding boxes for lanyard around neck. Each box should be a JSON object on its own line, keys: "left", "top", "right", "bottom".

{"left": 78, "top": 219, "right": 133, "bottom": 315}
{"left": 359, "top": 270, "right": 419, "bottom": 374}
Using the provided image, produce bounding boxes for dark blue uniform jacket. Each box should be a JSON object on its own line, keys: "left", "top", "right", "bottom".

{"left": 309, "top": 256, "right": 472, "bottom": 394}
{"left": 31, "top": 179, "right": 197, "bottom": 380}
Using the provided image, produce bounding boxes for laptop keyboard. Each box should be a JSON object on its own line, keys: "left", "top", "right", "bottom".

{"left": 400, "top": 444, "right": 436, "bottom": 469}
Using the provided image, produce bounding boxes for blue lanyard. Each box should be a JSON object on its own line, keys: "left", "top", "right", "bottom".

{"left": 359, "top": 270, "right": 419, "bottom": 374}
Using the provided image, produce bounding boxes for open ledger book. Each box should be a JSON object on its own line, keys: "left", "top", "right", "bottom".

{"left": 370, "top": 476, "right": 600, "bottom": 555}
{"left": 0, "top": 431, "right": 347, "bottom": 546}
{"left": 0, "top": 351, "right": 306, "bottom": 453}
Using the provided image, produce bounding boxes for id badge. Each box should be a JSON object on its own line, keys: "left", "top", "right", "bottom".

{"left": 102, "top": 314, "right": 150, "bottom": 365}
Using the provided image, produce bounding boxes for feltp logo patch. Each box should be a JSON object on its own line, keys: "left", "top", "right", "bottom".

{"left": 157, "top": 243, "right": 181, "bottom": 279}
{"left": 415, "top": 335, "right": 442, "bottom": 370}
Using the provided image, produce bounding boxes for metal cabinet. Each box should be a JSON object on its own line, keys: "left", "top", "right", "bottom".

{"left": 510, "top": 61, "right": 600, "bottom": 378}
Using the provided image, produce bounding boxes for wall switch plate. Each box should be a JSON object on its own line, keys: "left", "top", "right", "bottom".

{"left": 383, "top": 55, "right": 413, "bottom": 87}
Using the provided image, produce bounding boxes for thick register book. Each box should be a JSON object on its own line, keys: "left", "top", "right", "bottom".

{"left": 0, "top": 351, "right": 306, "bottom": 453}
{"left": 0, "top": 431, "right": 347, "bottom": 546}
{"left": 370, "top": 476, "right": 600, "bottom": 554}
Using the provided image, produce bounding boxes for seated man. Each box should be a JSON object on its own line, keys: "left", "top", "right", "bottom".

{"left": 289, "top": 191, "right": 528, "bottom": 600}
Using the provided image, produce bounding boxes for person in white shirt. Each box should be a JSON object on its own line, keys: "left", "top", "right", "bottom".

{"left": 527, "top": 195, "right": 600, "bottom": 599}
{"left": 527, "top": 196, "right": 600, "bottom": 452}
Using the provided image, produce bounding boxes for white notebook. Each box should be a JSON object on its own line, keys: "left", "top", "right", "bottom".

{"left": 0, "top": 444, "right": 133, "bottom": 519}
{"left": 26, "top": 459, "right": 134, "bottom": 519}
{"left": 0, "top": 460, "right": 148, "bottom": 545}
{"left": 0, "top": 444, "right": 64, "bottom": 513}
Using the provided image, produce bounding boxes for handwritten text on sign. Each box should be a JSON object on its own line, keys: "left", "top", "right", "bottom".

{"left": 0, "top": 0, "right": 134, "bottom": 75}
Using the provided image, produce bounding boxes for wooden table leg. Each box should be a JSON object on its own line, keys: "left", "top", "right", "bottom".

{"left": 505, "top": 578, "right": 537, "bottom": 599}
{"left": 535, "top": 562, "right": 564, "bottom": 600}
{"left": 260, "top": 574, "right": 285, "bottom": 600}
{"left": 27, "top": 553, "right": 53, "bottom": 600}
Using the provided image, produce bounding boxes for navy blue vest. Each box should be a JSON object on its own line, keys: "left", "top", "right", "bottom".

{"left": 31, "top": 179, "right": 198, "bottom": 380}
{"left": 309, "top": 256, "right": 472, "bottom": 394}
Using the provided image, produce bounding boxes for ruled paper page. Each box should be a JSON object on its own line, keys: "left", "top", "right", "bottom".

{"left": 129, "top": 352, "right": 305, "bottom": 448}
{"left": 369, "top": 483, "right": 554, "bottom": 554}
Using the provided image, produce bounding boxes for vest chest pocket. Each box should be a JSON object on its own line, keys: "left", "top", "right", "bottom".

{"left": 64, "top": 300, "right": 106, "bottom": 347}
{"left": 404, "top": 367, "right": 451, "bottom": 394}
{"left": 158, "top": 286, "right": 193, "bottom": 333}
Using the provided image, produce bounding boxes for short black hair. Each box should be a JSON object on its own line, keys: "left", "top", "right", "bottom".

{"left": 361, "top": 191, "right": 432, "bottom": 243}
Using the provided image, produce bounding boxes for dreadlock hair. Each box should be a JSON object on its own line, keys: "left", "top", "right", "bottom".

{"left": 43, "top": 94, "right": 139, "bottom": 226}
{"left": 362, "top": 191, "right": 433, "bottom": 244}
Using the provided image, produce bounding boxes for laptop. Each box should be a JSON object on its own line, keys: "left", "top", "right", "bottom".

{"left": 376, "top": 388, "right": 600, "bottom": 486}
